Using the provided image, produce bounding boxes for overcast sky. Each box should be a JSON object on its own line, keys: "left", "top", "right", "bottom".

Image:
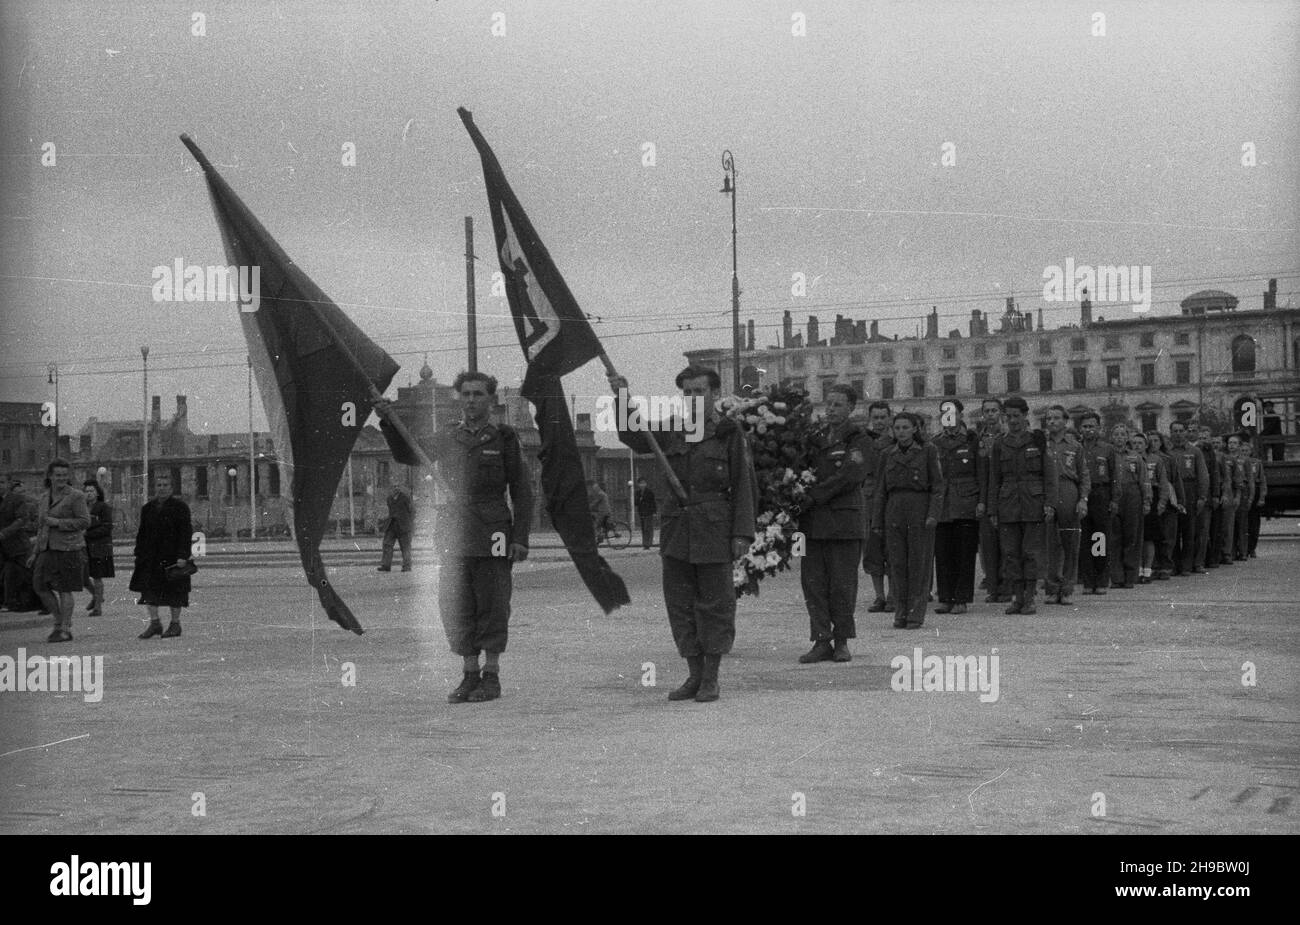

{"left": 2, "top": 0, "right": 1296, "bottom": 443}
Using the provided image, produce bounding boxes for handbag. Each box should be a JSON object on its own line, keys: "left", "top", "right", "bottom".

{"left": 165, "top": 559, "right": 198, "bottom": 582}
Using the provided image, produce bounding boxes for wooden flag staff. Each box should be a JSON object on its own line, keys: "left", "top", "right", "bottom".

{"left": 597, "top": 350, "right": 688, "bottom": 505}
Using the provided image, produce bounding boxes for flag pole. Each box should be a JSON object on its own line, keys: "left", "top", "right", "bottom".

{"left": 596, "top": 350, "right": 687, "bottom": 504}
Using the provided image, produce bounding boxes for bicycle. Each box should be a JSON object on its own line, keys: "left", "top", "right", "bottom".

{"left": 595, "top": 517, "right": 632, "bottom": 550}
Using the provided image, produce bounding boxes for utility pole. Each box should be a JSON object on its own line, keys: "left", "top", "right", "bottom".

{"left": 466, "top": 216, "right": 478, "bottom": 373}
{"left": 248, "top": 355, "right": 257, "bottom": 540}
{"left": 141, "top": 346, "right": 149, "bottom": 504}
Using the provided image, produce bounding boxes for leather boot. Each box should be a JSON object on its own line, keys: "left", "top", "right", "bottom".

{"left": 798, "top": 640, "right": 834, "bottom": 663}
{"left": 447, "top": 670, "right": 481, "bottom": 703}
{"left": 1020, "top": 583, "right": 1038, "bottom": 615}
{"left": 831, "top": 638, "right": 851, "bottom": 662}
{"left": 694, "top": 655, "right": 721, "bottom": 702}
{"left": 1004, "top": 583, "right": 1023, "bottom": 614}
{"left": 668, "top": 656, "right": 703, "bottom": 701}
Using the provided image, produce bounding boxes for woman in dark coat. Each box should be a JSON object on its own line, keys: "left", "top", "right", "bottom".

{"left": 129, "top": 469, "right": 193, "bottom": 639}
{"left": 83, "top": 479, "right": 114, "bottom": 616}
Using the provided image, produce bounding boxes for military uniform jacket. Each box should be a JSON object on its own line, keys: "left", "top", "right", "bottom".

{"left": 1222, "top": 454, "right": 1245, "bottom": 505}
{"left": 1253, "top": 458, "right": 1268, "bottom": 502}
{"left": 1142, "top": 453, "right": 1174, "bottom": 510}
{"left": 1201, "top": 445, "right": 1222, "bottom": 502}
{"left": 801, "top": 421, "right": 873, "bottom": 539}
{"left": 1241, "top": 457, "right": 1260, "bottom": 504}
{"left": 871, "top": 440, "right": 944, "bottom": 525}
{"left": 1158, "top": 451, "right": 1186, "bottom": 508}
{"left": 1167, "top": 443, "right": 1209, "bottom": 503}
{"left": 1118, "top": 450, "right": 1152, "bottom": 507}
{"left": 426, "top": 421, "right": 533, "bottom": 557}
{"left": 617, "top": 410, "right": 757, "bottom": 564}
{"left": 933, "top": 427, "right": 982, "bottom": 522}
{"left": 1046, "top": 433, "right": 1091, "bottom": 505}
{"left": 1079, "top": 438, "right": 1120, "bottom": 498}
{"left": 858, "top": 428, "right": 891, "bottom": 502}
{"left": 988, "top": 429, "right": 1060, "bottom": 523}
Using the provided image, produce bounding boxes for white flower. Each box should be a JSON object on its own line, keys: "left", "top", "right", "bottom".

{"left": 774, "top": 415, "right": 786, "bottom": 425}
{"left": 775, "top": 511, "right": 790, "bottom": 525}
{"left": 774, "top": 402, "right": 787, "bottom": 411}
{"left": 757, "top": 511, "right": 773, "bottom": 526}
{"left": 733, "top": 566, "right": 747, "bottom": 586}
{"left": 765, "top": 551, "right": 781, "bottom": 567}
{"left": 765, "top": 523, "right": 782, "bottom": 540}
{"left": 756, "top": 423, "right": 767, "bottom": 435}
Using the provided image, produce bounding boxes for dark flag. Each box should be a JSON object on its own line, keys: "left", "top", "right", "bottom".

{"left": 458, "top": 107, "right": 630, "bottom": 614}
{"left": 180, "top": 134, "right": 417, "bottom": 634}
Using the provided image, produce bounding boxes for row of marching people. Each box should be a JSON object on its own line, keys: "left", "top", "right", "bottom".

{"left": 796, "top": 389, "right": 1268, "bottom": 663}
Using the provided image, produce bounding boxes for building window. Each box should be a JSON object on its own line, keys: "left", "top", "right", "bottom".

{"left": 1141, "top": 411, "right": 1159, "bottom": 432}
{"left": 973, "top": 370, "right": 989, "bottom": 395}
{"left": 1006, "top": 369, "right": 1021, "bottom": 393}
{"left": 881, "top": 378, "right": 895, "bottom": 400}
{"left": 1175, "top": 360, "right": 1191, "bottom": 384}
{"left": 911, "top": 347, "right": 924, "bottom": 362}
{"left": 821, "top": 377, "right": 838, "bottom": 401}
{"left": 1174, "top": 409, "right": 1194, "bottom": 425}
{"left": 850, "top": 379, "right": 865, "bottom": 398}
{"left": 973, "top": 343, "right": 987, "bottom": 360}
{"left": 195, "top": 467, "right": 209, "bottom": 499}
{"left": 1006, "top": 342, "right": 1020, "bottom": 356}
{"left": 820, "top": 352, "right": 835, "bottom": 369}
{"left": 942, "top": 346, "right": 956, "bottom": 360}
{"left": 849, "top": 351, "right": 863, "bottom": 367}
{"left": 1140, "top": 363, "right": 1156, "bottom": 386}
{"left": 1175, "top": 332, "right": 1190, "bottom": 346}
{"left": 377, "top": 461, "right": 390, "bottom": 488}
{"left": 1072, "top": 367, "right": 1087, "bottom": 390}
{"left": 1039, "top": 339, "right": 1053, "bottom": 355}
{"left": 1106, "top": 365, "right": 1122, "bottom": 388}
{"left": 1104, "top": 335, "right": 1121, "bottom": 351}
{"left": 790, "top": 378, "right": 807, "bottom": 394}
{"left": 1, "top": 449, "right": 8, "bottom": 466}
{"left": 1071, "top": 336, "right": 1086, "bottom": 352}
{"left": 1039, "top": 368, "right": 1053, "bottom": 392}
{"left": 911, "top": 375, "right": 926, "bottom": 398}
{"left": 269, "top": 464, "right": 281, "bottom": 497}
{"left": 792, "top": 355, "right": 805, "bottom": 370}
{"left": 1140, "top": 332, "right": 1155, "bottom": 348}
{"left": 880, "top": 349, "right": 894, "bottom": 365}
{"left": 111, "top": 467, "right": 123, "bottom": 493}
{"left": 1231, "top": 334, "right": 1257, "bottom": 374}
{"left": 942, "top": 374, "right": 957, "bottom": 396}
{"left": 170, "top": 466, "right": 182, "bottom": 496}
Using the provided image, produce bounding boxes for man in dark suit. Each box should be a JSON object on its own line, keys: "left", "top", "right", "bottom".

{"left": 634, "top": 477, "right": 657, "bottom": 549}
{"left": 378, "top": 484, "right": 415, "bottom": 572}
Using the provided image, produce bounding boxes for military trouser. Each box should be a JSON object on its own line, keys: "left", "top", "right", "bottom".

{"left": 861, "top": 501, "right": 887, "bottom": 578}
{"left": 979, "top": 516, "right": 1006, "bottom": 595}
{"left": 1045, "top": 481, "right": 1081, "bottom": 598}
{"left": 438, "top": 556, "right": 512, "bottom": 655}
{"left": 1, "top": 558, "right": 38, "bottom": 611}
{"left": 1155, "top": 508, "right": 1178, "bottom": 573}
{"left": 1248, "top": 502, "right": 1262, "bottom": 555}
{"left": 1207, "top": 503, "right": 1224, "bottom": 565}
{"left": 998, "top": 521, "right": 1044, "bottom": 604}
{"left": 1234, "top": 500, "right": 1250, "bottom": 559}
{"left": 1219, "top": 500, "right": 1238, "bottom": 561}
{"left": 662, "top": 555, "right": 736, "bottom": 656}
{"left": 1109, "top": 483, "right": 1143, "bottom": 585}
{"left": 381, "top": 523, "right": 413, "bottom": 570}
{"left": 1173, "top": 487, "right": 1198, "bottom": 573}
{"left": 1078, "top": 490, "right": 1113, "bottom": 590}
{"left": 934, "top": 519, "right": 979, "bottom": 604}
{"left": 884, "top": 491, "right": 934, "bottom": 625}
{"left": 801, "top": 538, "right": 861, "bottom": 641}
{"left": 1191, "top": 500, "right": 1213, "bottom": 570}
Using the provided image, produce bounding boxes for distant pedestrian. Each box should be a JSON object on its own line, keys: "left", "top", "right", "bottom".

{"left": 31, "top": 459, "right": 90, "bottom": 643}
{"left": 1218, "top": 434, "right": 1244, "bottom": 565}
{"left": 1261, "top": 401, "right": 1283, "bottom": 461}
{"left": 130, "top": 469, "right": 194, "bottom": 639}
{"left": 1166, "top": 420, "right": 1209, "bottom": 575}
{"left": 378, "top": 483, "right": 414, "bottom": 572}
{"left": 634, "top": 477, "right": 657, "bottom": 549}
{"left": 1245, "top": 443, "right": 1266, "bottom": 556}
{"left": 1148, "top": 431, "right": 1184, "bottom": 580}
{"left": 1110, "top": 430, "right": 1150, "bottom": 588}
{"left": 932, "top": 399, "right": 982, "bottom": 614}
{"left": 1043, "top": 405, "right": 1089, "bottom": 605}
{"left": 587, "top": 479, "right": 612, "bottom": 539}
{"left": 860, "top": 400, "right": 894, "bottom": 612}
{"left": 975, "top": 398, "right": 1011, "bottom": 603}
{"left": 82, "top": 479, "right": 114, "bottom": 616}
{"left": 0, "top": 478, "right": 40, "bottom": 613}
{"left": 1198, "top": 426, "right": 1226, "bottom": 569}
{"left": 1135, "top": 433, "right": 1172, "bottom": 583}
{"left": 1077, "top": 411, "right": 1120, "bottom": 594}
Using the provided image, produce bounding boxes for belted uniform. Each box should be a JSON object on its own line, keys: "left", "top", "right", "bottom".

{"left": 1167, "top": 442, "right": 1208, "bottom": 573}
{"left": 1201, "top": 441, "right": 1225, "bottom": 568}
{"left": 932, "top": 426, "right": 982, "bottom": 607}
{"left": 1044, "top": 431, "right": 1089, "bottom": 600}
{"left": 859, "top": 428, "right": 892, "bottom": 580}
{"left": 1078, "top": 437, "right": 1120, "bottom": 591}
{"left": 1219, "top": 451, "right": 1244, "bottom": 563}
{"left": 800, "top": 421, "right": 873, "bottom": 642}
{"left": 427, "top": 420, "right": 533, "bottom": 656}
{"left": 872, "top": 439, "right": 943, "bottom": 627}
{"left": 617, "top": 409, "right": 756, "bottom": 657}
{"left": 1247, "top": 457, "right": 1267, "bottom": 556}
{"left": 988, "top": 429, "right": 1059, "bottom": 608}
{"left": 1109, "top": 447, "right": 1150, "bottom": 586}
{"left": 975, "top": 423, "right": 1009, "bottom": 600}
{"left": 1235, "top": 454, "right": 1257, "bottom": 560}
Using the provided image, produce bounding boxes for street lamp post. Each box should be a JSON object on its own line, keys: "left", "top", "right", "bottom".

{"left": 720, "top": 150, "right": 741, "bottom": 394}
{"left": 47, "top": 362, "right": 59, "bottom": 459}
{"left": 141, "top": 346, "right": 149, "bottom": 508}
